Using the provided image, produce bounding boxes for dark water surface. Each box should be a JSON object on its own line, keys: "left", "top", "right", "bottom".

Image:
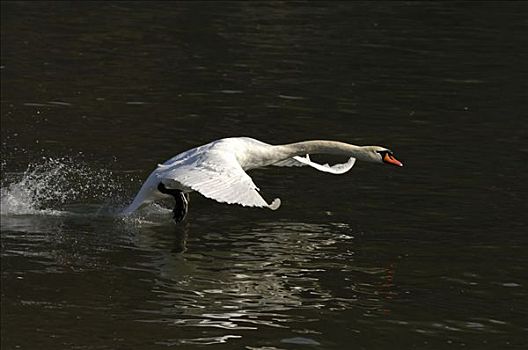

{"left": 1, "top": 2, "right": 527, "bottom": 349}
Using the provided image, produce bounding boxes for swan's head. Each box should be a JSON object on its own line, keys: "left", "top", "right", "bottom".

{"left": 361, "top": 146, "right": 403, "bottom": 167}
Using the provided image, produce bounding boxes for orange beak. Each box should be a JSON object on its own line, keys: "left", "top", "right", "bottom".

{"left": 383, "top": 153, "right": 403, "bottom": 167}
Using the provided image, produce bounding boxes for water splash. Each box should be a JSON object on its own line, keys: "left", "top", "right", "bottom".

{"left": 0, "top": 157, "right": 124, "bottom": 216}
{"left": 119, "top": 202, "right": 174, "bottom": 226}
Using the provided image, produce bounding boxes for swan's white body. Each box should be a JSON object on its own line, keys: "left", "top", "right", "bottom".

{"left": 121, "top": 137, "right": 401, "bottom": 216}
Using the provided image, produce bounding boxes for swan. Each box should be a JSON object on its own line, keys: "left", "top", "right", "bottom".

{"left": 121, "top": 137, "right": 403, "bottom": 221}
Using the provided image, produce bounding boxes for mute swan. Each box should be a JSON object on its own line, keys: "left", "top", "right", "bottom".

{"left": 121, "top": 137, "right": 403, "bottom": 221}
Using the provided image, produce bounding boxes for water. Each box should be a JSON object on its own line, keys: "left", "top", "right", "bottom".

{"left": 1, "top": 2, "right": 527, "bottom": 349}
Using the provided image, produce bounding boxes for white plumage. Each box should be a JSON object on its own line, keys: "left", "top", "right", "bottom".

{"left": 121, "top": 137, "right": 402, "bottom": 218}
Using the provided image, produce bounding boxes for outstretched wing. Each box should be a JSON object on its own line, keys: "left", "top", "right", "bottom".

{"left": 160, "top": 151, "right": 280, "bottom": 210}
{"left": 273, "top": 154, "right": 356, "bottom": 174}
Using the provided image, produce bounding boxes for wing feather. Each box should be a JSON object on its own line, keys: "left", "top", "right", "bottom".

{"left": 159, "top": 151, "right": 280, "bottom": 210}
{"left": 273, "top": 154, "right": 356, "bottom": 174}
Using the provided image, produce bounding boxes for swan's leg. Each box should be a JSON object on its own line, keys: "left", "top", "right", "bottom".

{"left": 172, "top": 190, "right": 189, "bottom": 222}
{"left": 157, "top": 183, "right": 189, "bottom": 223}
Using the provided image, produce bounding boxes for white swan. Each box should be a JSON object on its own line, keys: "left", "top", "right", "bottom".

{"left": 121, "top": 137, "right": 403, "bottom": 221}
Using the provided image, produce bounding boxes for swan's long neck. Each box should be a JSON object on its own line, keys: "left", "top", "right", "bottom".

{"left": 239, "top": 139, "right": 372, "bottom": 170}
{"left": 279, "top": 140, "right": 363, "bottom": 157}
{"left": 268, "top": 140, "right": 373, "bottom": 165}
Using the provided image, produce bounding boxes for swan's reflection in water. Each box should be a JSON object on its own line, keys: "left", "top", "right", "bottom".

{"left": 1, "top": 210, "right": 398, "bottom": 346}
{"left": 129, "top": 219, "right": 398, "bottom": 344}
